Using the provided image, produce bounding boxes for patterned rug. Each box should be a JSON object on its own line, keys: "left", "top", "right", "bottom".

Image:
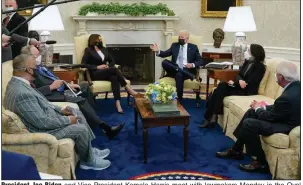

{"left": 130, "top": 170, "right": 229, "bottom": 180}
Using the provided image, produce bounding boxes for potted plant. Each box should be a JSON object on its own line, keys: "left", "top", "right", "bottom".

{"left": 78, "top": 2, "right": 176, "bottom": 16}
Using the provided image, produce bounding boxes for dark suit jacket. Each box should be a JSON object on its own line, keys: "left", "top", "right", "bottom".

{"left": 256, "top": 81, "right": 301, "bottom": 129}
{"left": 81, "top": 47, "right": 115, "bottom": 71}
{"left": 157, "top": 42, "right": 204, "bottom": 75}
{"left": 234, "top": 60, "right": 266, "bottom": 95}
{"left": 1, "top": 27, "right": 28, "bottom": 62}
{"left": 3, "top": 13, "right": 28, "bottom": 58}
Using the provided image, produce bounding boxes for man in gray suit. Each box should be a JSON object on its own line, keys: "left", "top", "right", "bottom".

{"left": 1, "top": 27, "right": 39, "bottom": 62}
{"left": 4, "top": 54, "right": 111, "bottom": 170}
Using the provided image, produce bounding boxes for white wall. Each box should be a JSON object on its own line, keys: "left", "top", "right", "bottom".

{"left": 47, "top": 0, "right": 300, "bottom": 62}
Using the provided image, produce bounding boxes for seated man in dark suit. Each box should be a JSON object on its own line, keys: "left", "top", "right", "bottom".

{"left": 150, "top": 30, "right": 205, "bottom": 100}
{"left": 21, "top": 45, "right": 124, "bottom": 139}
{"left": 216, "top": 61, "right": 300, "bottom": 173}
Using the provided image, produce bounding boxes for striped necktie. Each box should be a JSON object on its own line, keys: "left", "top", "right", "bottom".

{"left": 178, "top": 46, "right": 184, "bottom": 69}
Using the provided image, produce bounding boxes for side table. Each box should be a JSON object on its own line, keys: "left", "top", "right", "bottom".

{"left": 206, "top": 69, "right": 240, "bottom": 99}
{"left": 52, "top": 68, "right": 80, "bottom": 84}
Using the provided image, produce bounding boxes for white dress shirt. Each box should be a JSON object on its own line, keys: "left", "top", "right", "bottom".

{"left": 157, "top": 43, "right": 195, "bottom": 67}
{"left": 13, "top": 76, "right": 30, "bottom": 86}
{"left": 97, "top": 50, "right": 105, "bottom": 61}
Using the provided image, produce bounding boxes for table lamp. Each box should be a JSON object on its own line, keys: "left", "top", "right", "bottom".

{"left": 29, "top": 5, "right": 64, "bottom": 65}
{"left": 223, "top": 6, "right": 256, "bottom": 67}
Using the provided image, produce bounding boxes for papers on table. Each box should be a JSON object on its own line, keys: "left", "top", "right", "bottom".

{"left": 205, "top": 61, "right": 234, "bottom": 69}
{"left": 39, "top": 172, "right": 63, "bottom": 179}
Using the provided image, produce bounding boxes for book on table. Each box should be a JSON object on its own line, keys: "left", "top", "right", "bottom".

{"left": 151, "top": 103, "right": 180, "bottom": 117}
{"left": 205, "top": 61, "right": 233, "bottom": 69}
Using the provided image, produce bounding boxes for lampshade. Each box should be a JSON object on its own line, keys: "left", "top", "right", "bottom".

{"left": 29, "top": 5, "right": 64, "bottom": 31}
{"left": 223, "top": 6, "right": 256, "bottom": 32}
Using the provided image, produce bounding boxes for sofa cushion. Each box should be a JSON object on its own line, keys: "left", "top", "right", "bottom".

{"left": 2, "top": 109, "right": 29, "bottom": 134}
{"left": 159, "top": 77, "right": 200, "bottom": 89}
{"left": 57, "top": 138, "right": 75, "bottom": 158}
{"left": 91, "top": 79, "right": 130, "bottom": 93}
{"left": 224, "top": 95, "right": 275, "bottom": 119}
{"left": 262, "top": 133, "right": 289, "bottom": 149}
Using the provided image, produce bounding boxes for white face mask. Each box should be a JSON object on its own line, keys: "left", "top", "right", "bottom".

{"left": 36, "top": 55, "right": 42, "bottom": 65}
{"left": 244, "top": 51, "right": 251, "bottom": 60}
{"left": 5, "top": 7, "right": 14, "bottom": 12}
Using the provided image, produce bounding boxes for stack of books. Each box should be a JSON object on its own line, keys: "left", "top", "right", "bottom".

{"left": 151, "top": 103, "right": 180, "bottom": 117}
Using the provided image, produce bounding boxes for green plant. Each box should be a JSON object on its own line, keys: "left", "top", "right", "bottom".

{"left": 78, "top": 2, "right": 176, "bottom": 16}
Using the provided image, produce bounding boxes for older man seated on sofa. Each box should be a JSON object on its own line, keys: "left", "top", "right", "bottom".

{"left": 216, "top": 60, "right": 300, "bottom": 173}
{"left": 4, "top": 54, "right": 111, "bottom": 171}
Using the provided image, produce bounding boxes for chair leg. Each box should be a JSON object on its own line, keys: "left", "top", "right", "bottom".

{"left": 105, "top": 92, "right": 108, "bottom": 100}
{"left": 127, "top": 92, "right": 132, "bottom": 106}
{"left": 195, "top": 90, "right": 200, "bottom": 108}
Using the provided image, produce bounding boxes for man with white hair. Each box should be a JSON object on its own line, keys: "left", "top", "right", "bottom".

{"left": 151, "top": 30, "right": 204, "bottom": 100}
{"left": 216, "top": 60, "right": 300, "bottom": 173}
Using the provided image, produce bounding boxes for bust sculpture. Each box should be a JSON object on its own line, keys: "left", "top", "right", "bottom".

{"left": 213, "top": 28, "right": 225, "bottom": 48}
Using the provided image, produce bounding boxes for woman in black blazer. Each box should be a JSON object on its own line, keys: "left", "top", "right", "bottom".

{"left": 82, "top": 34, "right": 138, "bottom": 113}
{"left": 199, "top": 44, "right": 266, "bottom": 128}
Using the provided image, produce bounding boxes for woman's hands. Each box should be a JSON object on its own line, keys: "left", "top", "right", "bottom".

{"left": 239, "top": 80, "right": 248, "bottom": 89}
{"left": 97, "top": 64, "right": 108, "bottom": 69}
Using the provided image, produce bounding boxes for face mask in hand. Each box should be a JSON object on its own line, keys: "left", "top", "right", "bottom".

{"left": 178, "top": 39, "right": 185, "bottom": 46}
{"left": 244, "top": 51, "right": 251, "bottom": 60}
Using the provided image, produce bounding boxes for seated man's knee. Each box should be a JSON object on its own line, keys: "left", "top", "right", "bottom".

{"left": 110, "top": 75, "right": 118, "bottom": 81}
{"left": 161, "top": 60, "right": 171, "bottom": 67}
{"left": 243, "top": 118, "right": 258, "bottom": 129}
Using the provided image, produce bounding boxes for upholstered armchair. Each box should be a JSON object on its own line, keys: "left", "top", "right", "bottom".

{"left": 2, "top": 61, "right": 78, "bottom": 179}
{"left": 159, "top": 36, "right": 203, "bottom": 107}
{"left": 74, "top": 34, "right": 131, "bottom": 104}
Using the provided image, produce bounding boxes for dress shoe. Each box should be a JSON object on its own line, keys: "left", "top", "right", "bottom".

{"left": 105, "top": 122, "right": 125, "bottom": 140}
{"left": 239, "top": 161, "right": 270, "bottom": 173}
{"left": 198, "top": 119, "right": 215, "bottom": 128}
{"left": 92, "top": 148, "right": 110, "bottom": 159}
{"left": 216, "top": 149, "right": 244, "bottom": 160}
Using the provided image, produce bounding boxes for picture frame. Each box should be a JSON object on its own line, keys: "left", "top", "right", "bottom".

{"left": 201, "top": 0, "right": 243, "bottom": 18}
{"left": 17, "top": 0, "right": 48, "bottom": 16}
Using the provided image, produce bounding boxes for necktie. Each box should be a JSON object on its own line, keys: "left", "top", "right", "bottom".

{"left": 178, "top": 46, "right": 184, "bottom": 69}
{"left": 3, "top": 16, "right": 9, "bottom": 27}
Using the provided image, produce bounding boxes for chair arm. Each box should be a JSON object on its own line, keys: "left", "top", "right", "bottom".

{"left": 2, "top": 133, "right": 59, "bottom": 165}
{"left": 289, "top": 126, "right": 300, "bottom": 153}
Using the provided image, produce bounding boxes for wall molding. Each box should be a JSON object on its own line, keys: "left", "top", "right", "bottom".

{"left": 54, "top": 43, "right": 300, "bottom": 64}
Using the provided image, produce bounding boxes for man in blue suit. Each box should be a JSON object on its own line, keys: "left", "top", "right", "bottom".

{"left": 151, "top": 30, "right": 205, "bottom": 100}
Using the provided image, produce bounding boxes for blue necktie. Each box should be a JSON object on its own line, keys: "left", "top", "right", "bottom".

{"left": 37, "top": 66, "right": 65, "bottom": 92}
{"left": 178, "top": 46, "right": 184, "bottom": 69}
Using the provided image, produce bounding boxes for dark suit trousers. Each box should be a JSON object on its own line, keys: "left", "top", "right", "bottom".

{"left": 79, "top": 82, "right": 95, "bottom": 107}
{"left": 233, "top": 108, "right": 294, "bottom": 163}
{"left": 92, "top": 67, "right": 127, "bottom": 100}
{"left": 65, "top": 96, "right": 111, "bottom": 132}
{"left": 162, "top": 60, "right": 195, "bottom": 99}
{"left": 204, "top": 82, "right": 246, "bottom": 120}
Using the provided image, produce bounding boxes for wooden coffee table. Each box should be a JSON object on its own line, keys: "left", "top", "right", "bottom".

{"left": 134, "top": 95, "right": 190, "bottom": 163}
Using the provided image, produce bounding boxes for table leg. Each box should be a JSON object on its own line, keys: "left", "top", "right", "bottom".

{"left": 143, "top": 128, "right": 148, "bottom": 164}
{"left": 206, "top": 70, "right": 210, "bottom": 99}
{"left": 134, "top": 107, "right": 138, "bottom": 135}
{"left": 183, "top": 126, "right": 189, "bottom": 162}
{"left": 167, "top": 126, "right": 170, "bottom": 133}
{"left": 214, "top": 79, "right": 218, "bottom": 87}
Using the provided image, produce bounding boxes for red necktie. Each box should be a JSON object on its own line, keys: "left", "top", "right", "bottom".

{"left": 3, "top": 16, "right": 9, "bottom": 27}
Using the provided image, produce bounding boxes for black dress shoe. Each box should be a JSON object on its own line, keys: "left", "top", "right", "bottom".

{"left": 105, "top": 122, "right": 125, "bottom": 140}
{"left": 216, "top": 149, "right": 244, "bottom": 160}
{"left": 198, "top": 119, "right": 215, "bottom": 128}
{"left": 239, "top": 161, "right": 270, "bottom": 173}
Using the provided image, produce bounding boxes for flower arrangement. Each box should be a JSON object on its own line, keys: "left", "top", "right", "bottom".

{"left": 145, "top": 82, "right": 177, "bottom": 104}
